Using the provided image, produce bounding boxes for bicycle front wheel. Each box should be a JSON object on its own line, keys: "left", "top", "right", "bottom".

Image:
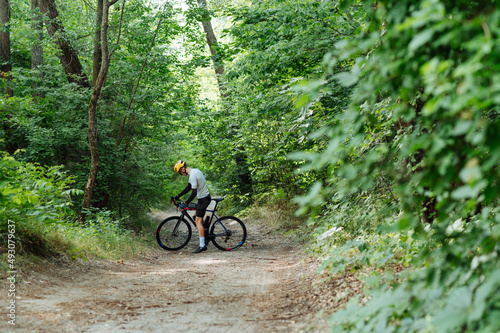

{"left": 156, "top": 216, "right": 192, "bottom": 251}
{"left": 210, "top": 216, "right": 247, "bottom": 251}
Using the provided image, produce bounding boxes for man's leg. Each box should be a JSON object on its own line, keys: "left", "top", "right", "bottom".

{"left": 192, "top": 196, "right": 211, "bottom": 253}
{"left": 195, "top": 216, "right": 205, "bottom": 239}
{"left": 192, "top": 216, "right": 207, "bottom": 253}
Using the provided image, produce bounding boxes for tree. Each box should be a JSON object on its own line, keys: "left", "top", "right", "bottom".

{"left": 92, "top": 0, "right": 103, "bottom": 86}
{"left": 31, "top": 0, "right": 44, "bottom": 98}
{"left": 3, "top": 0, "right": 195, "bottom": 220}
{"left": 195, "top": 0, "right": 356, "bottom": 199}
{"left": 39, "top": 0, "right": 90, "bottom": 88}
{"left": 0, "top": 0, "right": 12, "bottom": 96}
{"left": 80, "top": 0, "right": 119, "bottom": 223}
{"left": 189, "top": 0, "right": 254, "bottom": 195}
{"left": 196, "top": 0, "right": 225, "bottom": 95}
{"left": 115, "top": 1, "right": 164, "bottom": 150}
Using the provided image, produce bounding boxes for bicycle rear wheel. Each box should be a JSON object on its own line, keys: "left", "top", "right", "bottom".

{"left": 210, "top": 216, "right": 247, "bottom": 251}
{"left": 156, "top": 216, "right": 192, "bottom": 251}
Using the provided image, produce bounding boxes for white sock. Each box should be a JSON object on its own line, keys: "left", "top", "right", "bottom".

{"left": 199, "top": 237, "right": 205, "bottom": 248}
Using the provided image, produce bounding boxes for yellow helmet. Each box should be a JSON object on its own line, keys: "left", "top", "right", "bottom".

{"left": 174, "top": 160, "right": 186, "bottom": 173}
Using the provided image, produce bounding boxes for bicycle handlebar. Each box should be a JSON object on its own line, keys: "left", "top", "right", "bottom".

{"left": 170, "top": 197, "right": 184, "bottom": 208}
{"left": 171, "top": 197, "right": 196, "bottom": 211}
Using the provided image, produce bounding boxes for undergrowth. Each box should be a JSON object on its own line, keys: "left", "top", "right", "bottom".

{"left": 0, "top": 152, "right": 157, "bottom": 276}
{"left": 240, "top": 193, "right": 307, "bottom": 234}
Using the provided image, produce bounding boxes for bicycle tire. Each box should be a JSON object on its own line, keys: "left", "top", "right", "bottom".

{"left": 156, "top": 216, "right": 192, "bottom": 251}
{"left": 210, "top": 216, "right": 247, "bottom": 251}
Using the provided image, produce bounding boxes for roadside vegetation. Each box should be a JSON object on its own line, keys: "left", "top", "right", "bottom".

{"left": 0, "top": 152, "right": 154, "bottom": 265}
{"left": 1, "top": 0, "right": 499, "bottom": 332}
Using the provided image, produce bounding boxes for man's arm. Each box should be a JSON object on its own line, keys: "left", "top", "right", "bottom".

{"left": 175, "top": 183, "right": 192, "bottom": 200}
{"left": 185, "top": 189, "right": 197, "bottom": 205}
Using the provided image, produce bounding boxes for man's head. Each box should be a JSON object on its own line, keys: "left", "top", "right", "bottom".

{"left": 174, "top": 160, "right": 188, "bottom": 175}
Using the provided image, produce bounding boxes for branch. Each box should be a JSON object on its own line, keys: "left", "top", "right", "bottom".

{"left": 333, "top": 4, "right": 358, "bottom": 29}
{"left": 39, "top": 0, "right": 90, "bottom": 88}
{"left": 379, "top": 172, "right": 398, "bottom": 204}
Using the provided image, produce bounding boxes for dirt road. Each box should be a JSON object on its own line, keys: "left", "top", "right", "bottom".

{"left": 1, "top": 217, "right": 345, "bottom": 332}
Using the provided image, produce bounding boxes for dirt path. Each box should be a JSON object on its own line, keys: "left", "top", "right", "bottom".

{"left": 1, "top": 215, "right": 349, "bottom": 332}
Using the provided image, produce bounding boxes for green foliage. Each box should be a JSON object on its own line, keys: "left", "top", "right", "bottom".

{"left": 0, "top": 151, "right": 80, "bottom": 225}
{"left": 0, "top": 151, "right": 153, "bottom": 260}
{"left": 330, "top": 213, "right": 500, "bottom": 333}
{"left": 56, "top": 208, "right": 151, "bottom": 260}
{"left": 190, "top": 0, "right": 360, "bottom": 204}
{"left": 227, "top": 0, "right": 362, "bottom": 84}
{"left": 1, "top": 81, "right": 90, "bottom": 164}
{"left": 238, "top": 190, "right": 306, "bottom": 232}
{"left": 292, "top": 0, "right": 500, "bottom": 331}
{"left": 316, "top": 230, "right": 420, "bottom": 275}
{"left": 0, "top": 151, "right": 81, "bottom": 256}
{"left": 3, "top": 0, "right": 202, "bottom": 220}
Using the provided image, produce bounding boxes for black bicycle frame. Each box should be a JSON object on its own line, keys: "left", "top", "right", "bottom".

{"left": 181, "top": 199, "right": 219, "bottom": 224}
{"left": 178, "top": 199, "right": 229, "bottom": 235}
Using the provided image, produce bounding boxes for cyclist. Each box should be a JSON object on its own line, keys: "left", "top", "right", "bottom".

{"left": 172, "top": 160, "right": 211, "bottom": 253}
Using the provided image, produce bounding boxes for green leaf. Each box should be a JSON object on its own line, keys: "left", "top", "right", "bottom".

{"left": 451, "top": 181, "right": 486, "bottom": 200}
{"left": 408, "top": 29, "right": 434, "bottom": 53}
{"left": 431, "top": 287, "right": 472, "bottom": 332}
{"left": 469, "top": 269, "right": 500, "bottom": 321}
{"left": 333, "top": 71, "right": 359, "bottom": 87}
{"left": 358, "top": 242, "right": 369, "bottom": 252}
{"left": 295, "top": 94, "right": 310, "bottom": 109}
{"left": 398, "top": 216, "right": 410, "bottom": 230}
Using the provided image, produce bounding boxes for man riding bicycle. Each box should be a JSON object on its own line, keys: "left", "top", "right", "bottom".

{"left": 172, "top": 160, "right": 211, "bottom": 253}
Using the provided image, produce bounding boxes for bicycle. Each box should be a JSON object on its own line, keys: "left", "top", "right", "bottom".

{"left": 156, "top": 197, "right": 247, "bottom": 251}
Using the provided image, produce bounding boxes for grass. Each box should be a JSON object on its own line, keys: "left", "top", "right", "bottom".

{"left": 242, "top": 199, "right": 307, "bottom": 234}
{"left": 0, "top": 212, "right": 158, "bottom": 280}
{"left": 56, "top": 222, "right": 155, "bottom": 261}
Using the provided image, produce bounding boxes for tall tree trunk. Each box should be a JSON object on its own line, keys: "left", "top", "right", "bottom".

{"left": 31, "top": 0, "right": 44, "bottom": 98}
{"left": 0, "top": 0, "right": 12, "bottom": 96}
{"left": 92, "top": 0, "right": 103, "bottom": 86}
{"left": 39, "top": 0, "right": 90, "bottom": 88}
{"left": 196, "top": 0, "right": 225, "bottom": 96}
{"left": 196, "top": 0, "right": 253, "bottom": 194}
{"left": 80, "top": 0, "right": 117, "bottom": 223}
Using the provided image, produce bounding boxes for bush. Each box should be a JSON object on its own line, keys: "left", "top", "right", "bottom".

{"left": 0, "top": 151, "right": 80, "bottom": 257}
{"left": 292, "top": 0, "right": 500, "bottom": 331}
{"left": 0, "top": 152, "right": 153, "bottom": 262}
{"left": 0, "top": 151, "right": 80, "bottom": 226}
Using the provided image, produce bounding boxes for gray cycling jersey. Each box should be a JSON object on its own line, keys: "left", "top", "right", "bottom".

{"left": 189, "top": 168, "right": 210, "bottom": 199}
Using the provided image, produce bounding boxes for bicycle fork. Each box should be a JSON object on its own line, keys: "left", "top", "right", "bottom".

{"left": 171, "top": 216, "right": 183, "bottom": 236}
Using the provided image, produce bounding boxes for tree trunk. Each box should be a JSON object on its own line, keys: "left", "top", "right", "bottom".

{"left": 196, "top": 0, "right": 225, "bottom": 96}
{"left": 196, "top": 0, "right": 253, "bottom": 194}
{"left": 92, "top": 0, "right": 103, "bottom": 86}
{"left": 0, "top": 0, "right": 12, "bottom": 96}
{"left": 396, "top": 92, "right": 437, "bottom": 224}
{"left": 80, "top": 0, "right": 116, "bottom": 223}
{"left": 39, "top": 0, "right": 90, "bottom": 88}
{"left": 31, "top": 0, "right": 44, "bottom": 98}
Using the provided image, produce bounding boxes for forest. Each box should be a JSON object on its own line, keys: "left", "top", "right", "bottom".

{"left": 1, "top": 0, "right": 499, "bottom": 331}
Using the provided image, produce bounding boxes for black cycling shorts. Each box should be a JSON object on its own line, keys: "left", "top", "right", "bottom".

{"left": 196, "top": 195, "right": 211, "bottom": 217}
